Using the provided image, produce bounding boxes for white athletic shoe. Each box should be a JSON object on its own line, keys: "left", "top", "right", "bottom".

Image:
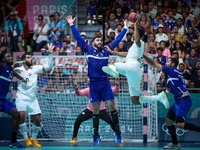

{"left": 159, "top": 91, "right": 169, "bottom": 109}
{"left": 163, "top": 143, "right": 181, "bottom": 149}
{"left": 102, "top": 66, "right": 119, "bottom": 78}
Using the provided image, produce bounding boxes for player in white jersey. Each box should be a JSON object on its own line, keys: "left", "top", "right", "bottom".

{"left": 102, "top": 17, "right": 169, "bottom": 108}
{"left": 14, "top": 43, "right": 54, "bottom": 147}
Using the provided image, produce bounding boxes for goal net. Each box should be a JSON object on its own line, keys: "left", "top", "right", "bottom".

{"left": 17, "top": 54, "right": 158, "bottom": 142}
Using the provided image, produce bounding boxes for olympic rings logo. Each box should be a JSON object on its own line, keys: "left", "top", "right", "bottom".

{"left": 162, "top": 123, "right": 188, "bottom": 136}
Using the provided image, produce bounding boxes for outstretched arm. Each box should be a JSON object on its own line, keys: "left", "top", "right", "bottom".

{"left": 108, "top": 20, "right": 129, "bottom": 50}
{"left": 104, "top": 45, "right": 127, "bottom": 57}
{"left": 13, "top": 70, "right": 27, "bottom": 84}
{"left": 143, "top": 54, "right": 162, "bottom": 70}
{"left": 67, "top": 15, "right": 86, "bottom": 50}
{"left": 43, "top": 43, "right": 54, "bottom": 71}
{"left": 134, "top": 16, "right": 141, "bottom": 48}
{"left": 74, "top": 85, "right": 90, "bottom": 98}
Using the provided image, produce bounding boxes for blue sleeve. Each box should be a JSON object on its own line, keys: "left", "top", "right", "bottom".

{"left": 5, "top": 21, "right": 9, "bottom": 31}
{"left": 70, "top": 25, "right": 87, "bottom": 52}
{"left": 162, "top": 65, "right": 171, "bottom": 75}
{"left": 107, "top": 28, "right": 127, "bottom": 50}
{"left": 17, "top": 20, "right": 23, "bottom": 30}
{"left": 150, "top": 21, "right": 154, "bottom": 26}
{"left": 61, "top": 21, "right": 64, "bottom": 30}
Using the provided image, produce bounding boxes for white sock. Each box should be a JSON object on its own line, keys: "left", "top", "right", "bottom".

{"left": 139, "top": 95, "right": 161, "bottom": 104}
{"left": 31, "top": 125, "right": 40, "bottom": 139}
{"left": 19, "top": 123, "right": 28, "bottom": 139}
{"left": 109, "top": 65, "right": 117, "bottom": 72}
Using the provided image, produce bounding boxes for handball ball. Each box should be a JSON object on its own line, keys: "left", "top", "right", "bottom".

{"left": 128, "top": 12, "right": 137, "bottom": 23}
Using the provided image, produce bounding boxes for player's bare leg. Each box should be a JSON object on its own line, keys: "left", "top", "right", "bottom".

{"left": 19, "top": 111, "right": 32, "bottom": 147}
{"left": 106, "top": 100, "right": 123, "bottom": 144}
{"left": 8, "top": 108, "right": 25, "bottom": 148}
{"left": 30, "top": 114, "right": 41, "bottom": 147}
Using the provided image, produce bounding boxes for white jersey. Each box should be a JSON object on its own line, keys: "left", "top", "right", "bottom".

{"left": 14, "top": 65, "right": 43, "bottom": 101}
{"left": 125, "top": 40, "right": 144, "bottom": 63}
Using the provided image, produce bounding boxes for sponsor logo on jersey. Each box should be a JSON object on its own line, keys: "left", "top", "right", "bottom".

{"left": 28, "top": 73, "right": 32, "bottom": 76}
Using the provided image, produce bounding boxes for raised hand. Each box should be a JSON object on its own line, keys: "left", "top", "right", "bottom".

{"left": 47, "top": 43, "right": 55, "bottom": 54}
{"left": 124, "top": 19, "right": 130, "bottom": 29}
{"left": 66, "top": 15, "right": 76, "bottom": 25}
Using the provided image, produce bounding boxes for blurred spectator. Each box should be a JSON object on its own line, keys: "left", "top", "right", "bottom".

{"left": 154, "top": 18, "right": 170, "bottom": 35}
{"left": 140, "top": 4, "right": 154, "bottom": 23}
{"left": 188, "top": 80, "right": 197, "bottom": 93}
{"left": 163, "top": 0, "right": 171, "bottom": 15}
{"left": 115, "top": 24, "right": 126, "bottom": 41}
{"left": 184, "top": 6, "right": 195, "bottom": 19}
{"left": 123, "top": 13, "right": 129, "bottom": 20}
{"left": 186, "top": 26, "right": 197, "bottom": 43}
{"left": 114, "top": 42, "right": 124, "bottom": 52}
{"left": 174, "top": 41, "right": 185, "bottom": 63}
{"left": 167, "top": 33, "right": 176, "bottom": 53}
{"left": 182, "top": 35, "right": 191, "bottom": 52}
{"left": 1, "top": 0, "right": 20, "bottom": 24}
{"left": 95, "top": 31, "right": 101, "bottom": 37}
{"left": 152, "top": 0, "right": 162, "bottom": 10}
{"left": 139, "top": 14, "right": 150, "bottom": 31}
{"left": 49, "top": 15, "right": 54, "bottom": 24}
{"left": 65, "top": 34, "right": 76, "bottom": 51}
{"left": 190, "top": 0, "right": 200, "bottom": 19}
{"left": 75, "top": 46, "right": 84, "bottom": 55}
{"left": 123, "top": 0, "right": 135, "bottom": 9}
{"left": 171, "top": 50, "right": 179, "bottom": 60}
{"left": 86, "top": 0, "right": 97, "bottom": 24}
{"left": 100, "top": 21, "right": 112, "bottom": 42}
{"left": 60, "top": 40, "right": 68, "bottom": 52}
{"left": 5, "top": 11, "right": 23, "bottom": 52}
{"left": 183, "top": 12, "right": 192, "bottom": 28}
{"left": 157, "top": 6, "right": 168, "bottom": 21}
{"left": 129, "top": 8, "right": 134, "bottom": 14}
{"left": 55, "top": 47, "right": 60, "bottom": 52}
{"left": 145, "top": 33, "right": 157, "bottom": 54}
{"left": 115, "top": 6, "right": 124, "bottom": 21}
{"left": 65, "top": 74, "right": 74, "bottom": 93}
{"left": 32, "top": 15, "right": 49, "bottom": 52}
{"left": 172, "top": 25, "right": 183, "bottom": 42}
{"left": 187, "top": 48, "right": 199, "bottom": 69}
{"left": 178, "top": 63, "right": 191, "bottom": 82}
{"left": 186, "top": 39, "right": 200, "bottom": 57}
{"left": 123, "top": 33, "right": 133, "bottom": 52}
{"left": 198, "top": 36, "right": 200, "bottom": 47}
{"left": 177, "top": 18, "right": 185, "bottom": 35}
{"left": 53, "top": 34, "right": 62, "bottom": 49}
{"left": 133, "top": 2, "right": 142, "bottom": 15}
{"left": 165, "top": 11, "right": 176, "bottom": 31}
{"left": 193, "top": 69, "right": 200, "bottom": 88}
{"left": 159, "top": 72, "right": 167, "bottom": 88}
{"left": 157, "top": 83, "right": 163, "bottom": 93}
{"left": 49, "top": 12, "right": 64, "bottom": 42}
{"left": 105, "top": 30, "right": 115, "bottom": 45}
{"left": 0, "top": 30, "right": 6, "bottom": 52}
{"left": 150, "top": 13, "right": 160, "bottom": 34}
{"left": 185, "top": 59, "right": 200, "bottom": 80}
{"left": 158, "top": 41, "right": 171, "bottom": 58}
{"left": 79, "top": 32, "right": 89, "bottom": 45}
{"left": 155, "top": 25, "right": 168, "bottom": 43}
{"left": 177, "top": 0, "right": 183, "bottom": 14}
{"left": 157, "top": 47, "right": 168, "bottom": 65}
{"left": 81, "top": 73, "right": 90, "bottom": 89}
{"left": 113, "top": 0, "right": 129, "bottom": 14}
{"left": 108, "top": 13, "right": 118, "bottom": 30}
{"left": 171, "top": 7, "right": 183, "bottom": 20}
{"left": 148, "top": 1, "right": 157, "bottom": 18}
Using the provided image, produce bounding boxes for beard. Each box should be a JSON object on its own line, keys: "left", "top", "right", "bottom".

{"left": 7, "top": 61, "right": 13, "bottom": 66}
{"left": 94, "top": 43, "right": 102, "bottom": 50}
{"left": 26, "top": 61, "right": 32, "bottom": 67}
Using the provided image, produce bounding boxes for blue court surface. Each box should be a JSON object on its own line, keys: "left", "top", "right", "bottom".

{"left": 0, "top": 141, "right": 200, "bottom": 150}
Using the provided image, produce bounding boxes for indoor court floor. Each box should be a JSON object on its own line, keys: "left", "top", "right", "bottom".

{"left": 0, "top": 141, "right": 200, "bottom": 150}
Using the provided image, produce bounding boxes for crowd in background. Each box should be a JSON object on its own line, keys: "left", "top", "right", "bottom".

{"left": 1, "top": 0, "right": 200, "bottom": 93}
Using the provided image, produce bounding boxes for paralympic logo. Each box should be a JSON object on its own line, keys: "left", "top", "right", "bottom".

{"left": 162, "top": 123, "right": 188, "bottom": 136}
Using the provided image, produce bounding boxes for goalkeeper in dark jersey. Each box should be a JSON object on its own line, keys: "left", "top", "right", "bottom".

{"left": 67, "top": 15, "right": 129, "bottom": 146}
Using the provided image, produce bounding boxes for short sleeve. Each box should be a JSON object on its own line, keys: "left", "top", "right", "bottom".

{"left": 150, "top": 21, "right": 154, "bottom": 26}
{"left": 18, "top": 20, "right": 23, "bottom": 30}
{"left": 5, "top": 21, "right": 9, "bottom": 31}
{"left": 43, "top": 24, "right": 49, "bottom": 32}
{"left": 61, "top": 21, "right": 64, "bottom": 30}
{"left": 162, "top": 65, "right": 171, "bottom": 75}
{"left": 34, "top": 65, "right": 43, "bottom": 74}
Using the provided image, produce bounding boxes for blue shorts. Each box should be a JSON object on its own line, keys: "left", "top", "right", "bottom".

{"left": 170, "top": 96, "right": 192, "bottom": 120}
{"left": 90, "top": 79, "right": 114, "bottom": 103}
{"left": 0, "top": 99, "right": 15, "bottom": 114}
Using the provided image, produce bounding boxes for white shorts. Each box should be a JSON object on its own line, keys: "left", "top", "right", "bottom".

{"left": 16, "top": 98, "right": 41, "bottom": 116}
{"left": 115, "top": 60, "right": 142, "bottom": 97}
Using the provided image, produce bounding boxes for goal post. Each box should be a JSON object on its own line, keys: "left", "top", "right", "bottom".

{"left": 14, "top": 53, "right": 158, "bottom": 142}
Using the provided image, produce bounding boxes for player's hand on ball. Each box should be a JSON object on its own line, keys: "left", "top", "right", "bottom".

{"left": 124, "top": 19, "right": 130, "bottom": 29}
{"left": 47, "top": 43, "right": 54, "bottom": 54}
{"left": 66, "top": 15, "right": 76, "bottom": 25}
{"left": 74, "top": 85, "right": 79, "bottom": 90}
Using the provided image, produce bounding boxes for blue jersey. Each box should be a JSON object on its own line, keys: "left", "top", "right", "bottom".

{"left": 162, "top": 65, "right": 188, "bottom": 100}
{"left": 70, "top": 25, "right": 127, "bottom": 81}
{"left": 165, "top": 19, "right": 176, "bottom": 31}
{"left": 0, "top": 63, "right": 13, "bottom": 99}
{"left": 158, "top": 55, "right": 167, "bottom": 65}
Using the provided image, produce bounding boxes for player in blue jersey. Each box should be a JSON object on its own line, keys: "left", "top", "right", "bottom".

{"left": 143, "top": 55, "right": 200, "bottom": 149}
{"left": 66, "top": 15, "right": 129, "bottom": 146}
{"left": 0, "top": 52, "right": 27, "bottom": 148}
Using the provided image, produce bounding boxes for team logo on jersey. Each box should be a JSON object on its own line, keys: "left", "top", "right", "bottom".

{"left": 28, "top": 73, "right": 32, "bottom": 76}
{"left": 7, "top": 70, "right": 13, "bottom": 79}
